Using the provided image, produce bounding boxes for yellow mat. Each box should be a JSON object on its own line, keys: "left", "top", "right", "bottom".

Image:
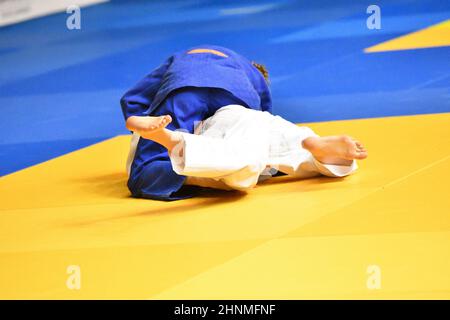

{"left": 365, "top": 19, "right": 450, "bottom": 52}
{"left": 0, "top": 113, "right": 449, "bottom": 299}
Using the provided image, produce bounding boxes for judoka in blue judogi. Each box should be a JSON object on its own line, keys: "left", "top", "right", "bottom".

{"left": 120, "top": 45, "right": 272, "bottom": 200}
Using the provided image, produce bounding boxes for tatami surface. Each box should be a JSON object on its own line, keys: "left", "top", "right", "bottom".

{"left": 1, "top": 113, "right": 449, "bottom": 299}
{"left": 0, "top": 0, "right": 449, "bottom": 299}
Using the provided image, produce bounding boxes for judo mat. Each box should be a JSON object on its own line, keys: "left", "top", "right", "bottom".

{"left": 1, "top": 0, "right": 449, "bottom": 299}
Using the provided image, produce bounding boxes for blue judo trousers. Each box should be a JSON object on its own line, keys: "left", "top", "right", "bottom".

{"left": 120, "top": 45, "right": 272, "bottom": 200}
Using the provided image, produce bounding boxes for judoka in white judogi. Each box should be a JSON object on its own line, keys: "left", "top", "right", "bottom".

{"left": 127, "top": 105, "right": 358, "bottom": 191}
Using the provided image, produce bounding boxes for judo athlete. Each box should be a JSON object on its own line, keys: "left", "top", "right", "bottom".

{"left": 122, "top": 45, "right": 367, "bottom": 200}
{"left": 126, "top": 105, "right": 367, "bottom": 192}
{"left": 121, "top": 45, "right": 272, "bottom": 200}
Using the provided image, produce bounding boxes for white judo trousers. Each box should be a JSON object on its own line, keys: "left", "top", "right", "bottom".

{"left": 168, "top": 105, "right": 357, "bottom": 191}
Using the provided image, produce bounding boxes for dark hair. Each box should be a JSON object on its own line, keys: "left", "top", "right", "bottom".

{"left": 252, "top": 61, "right": 269, "bottom": 84}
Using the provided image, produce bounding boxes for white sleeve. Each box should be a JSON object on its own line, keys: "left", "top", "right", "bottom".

{"left": 169, "top": 132, "right": 265, "bottom": 179}
{"left": 312, "top": 157, "right": 358, "bottom": 177}
{"left": 126, "top": 132, "right": 140, "bottom": 176}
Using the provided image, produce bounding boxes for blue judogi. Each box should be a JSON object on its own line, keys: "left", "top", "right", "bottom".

{"left": 120, "top": 45, "right": 272, "bottom": 200}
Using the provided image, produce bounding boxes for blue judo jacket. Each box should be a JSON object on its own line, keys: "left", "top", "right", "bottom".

{"left": 120, "top": 45, "right": 272, "bottom": 200}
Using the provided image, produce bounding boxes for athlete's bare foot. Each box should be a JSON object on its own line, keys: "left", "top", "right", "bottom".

{"left": 125, "top": 115, "right": 183, "bottom": 152}
{"left": 126, "top": 115, "right": 172, "bottom": 138}
{"left": 302, "top": 135, "right": 368, "bottom": 166}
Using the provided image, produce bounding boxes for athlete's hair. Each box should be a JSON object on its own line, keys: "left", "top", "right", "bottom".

{"left": 252, "top": 61, "right": 269, "bottom": 84}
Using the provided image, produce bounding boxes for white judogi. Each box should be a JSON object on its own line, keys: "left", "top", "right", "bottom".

{"left": 167, "top": 105, "right": 357, "bottom": 190}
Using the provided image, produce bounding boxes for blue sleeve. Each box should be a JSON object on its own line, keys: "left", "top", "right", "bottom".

{"left": 240, "top": 61, "right": 272, "bottom": 112}
{"left": 251, "top": 70, "right": 272, "bottom": 112}
{"left": 129, "top": 160, "right": 198, "bottom": 201}
{"left": 120, "top": 57, "right": 172, "bottom": 120}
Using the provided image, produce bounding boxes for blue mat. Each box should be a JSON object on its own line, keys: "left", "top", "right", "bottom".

{"left": 1, "top": 0, "right": 449, "bottom": 175}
